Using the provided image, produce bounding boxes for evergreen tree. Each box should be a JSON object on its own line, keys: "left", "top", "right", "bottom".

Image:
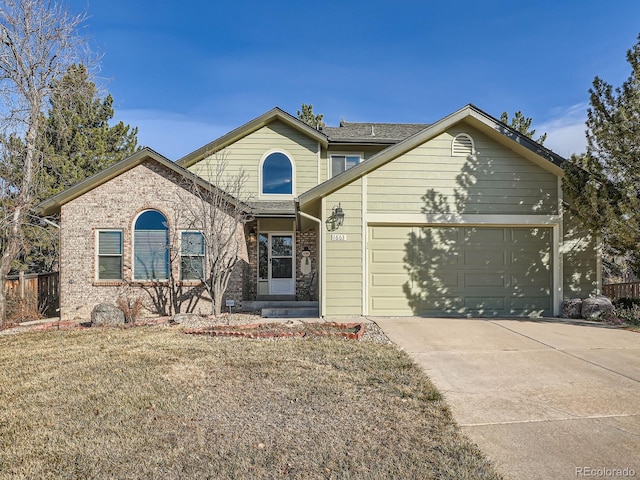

{"left": 500, "top": 110, "right": 547, "bottom": 145}
{"left": 39, "top": 64, "right": 139, "bottom": 200}
{"left": 297, "top": 103, "right": 325, "bottom": 130}
{"left": 21, "top": 64, "right": 139, "bottom": 272}
{"left": 564, "top": 34, "right": 640, "bottom": 277}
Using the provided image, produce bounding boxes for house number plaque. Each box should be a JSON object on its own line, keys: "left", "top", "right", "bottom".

{"left": 331, "top": 234, "right": 348, "bottom": 241}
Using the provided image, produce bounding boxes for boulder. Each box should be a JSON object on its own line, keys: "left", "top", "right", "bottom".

{"left": 91, "top": 303, "right": 125, "bottom": 327}
{"left": 562, "top": 298, "right": 583, "bottom": 319}
{"left": 581, "top": 296, "right": 614, "bottom": 320}
{"left": 172, "top": 313, "right": 202, "bottom": 325}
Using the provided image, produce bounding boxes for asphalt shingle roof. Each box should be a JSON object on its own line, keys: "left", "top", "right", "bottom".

{"left": 322, "top": 121, "right": 430, "bottom": 143}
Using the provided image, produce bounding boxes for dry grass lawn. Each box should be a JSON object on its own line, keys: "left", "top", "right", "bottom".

{"left": 0, "top": 326, "right": 502, "bottom": 479}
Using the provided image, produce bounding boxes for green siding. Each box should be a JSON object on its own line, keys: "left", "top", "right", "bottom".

{"left": 562, "top": 210, "right": 599, "bottom": 298}
{"left": 324, "top": 180, "right": 363, "bottom": 316}
{"left": 366, "top": 125, "right": 558, "bottom": 215}
{"left": 188, "top": 120, "right": 320, "bottom": 197}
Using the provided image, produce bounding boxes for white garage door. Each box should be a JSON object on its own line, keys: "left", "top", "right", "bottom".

{"left": 368, "top": 226, "right": 553, "bottom": 317}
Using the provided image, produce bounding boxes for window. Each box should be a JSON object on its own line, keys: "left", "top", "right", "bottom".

{"left": 452, "top": 133, "right": 474, "bottom": 157}
{"left": 97, "top": 230, "right": 123, "bottom": 281}
{"left": 261, "top": 152, "right": 293, "bottom": 195}
{"left": 180, "top": 231, "right": 205, "bottom": 281}
{"left": 331, "top": 154, "right": 361, "bottom": 177}
{"left": 133, "top": 210, "right": 169, "bottom": 280}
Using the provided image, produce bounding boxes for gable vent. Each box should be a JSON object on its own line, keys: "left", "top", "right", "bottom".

{"left": 452, "top": 133, "right": 474, "bottom": 157}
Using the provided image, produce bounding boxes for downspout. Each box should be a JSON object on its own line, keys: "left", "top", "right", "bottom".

{"left": 297, "top": 208, "right": 324, "bottom": 318}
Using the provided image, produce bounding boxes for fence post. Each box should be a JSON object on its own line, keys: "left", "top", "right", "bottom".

{"left": 19, "top": 271, "right": 24, "bottom": 300}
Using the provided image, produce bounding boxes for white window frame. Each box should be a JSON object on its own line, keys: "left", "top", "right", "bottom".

{"left": 329, "top": 152, "right": 363, "bottom": 178}
{"left": 179, "top": 230, "right": 206, "bottom": 282}
{"left": 95, "top": 229, "right": 123, "bottom": 281}
{"left": 259, "top": 149, "right": 296, "bottom": 199}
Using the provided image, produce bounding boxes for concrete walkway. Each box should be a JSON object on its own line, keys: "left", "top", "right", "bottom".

{"left": 373, "top": 317, "right": 640, "bottom": 480}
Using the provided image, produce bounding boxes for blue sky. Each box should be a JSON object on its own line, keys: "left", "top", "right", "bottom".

{"left": 67, "top": 0, "right": 640, "bottom": 160}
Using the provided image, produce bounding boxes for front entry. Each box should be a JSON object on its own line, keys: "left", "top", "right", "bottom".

{"left": 258, "top": 232, "right": 295, "bottom": 295}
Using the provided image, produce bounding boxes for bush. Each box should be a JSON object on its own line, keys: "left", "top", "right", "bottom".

{"left": 613, "top": 297, "right": 640, "bottom": 309}
{"left": 616, "top": 304, "right": 640, "bottom": 326}
{"left": 6, "top": 294, "right": 44, "bottom": 323}
{"left": 116, "top": 295, "right": 145, "bottom": 323}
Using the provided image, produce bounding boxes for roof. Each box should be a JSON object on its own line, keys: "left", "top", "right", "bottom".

{"left": 299, "top": 104, "right": 567, "bottom": 207}
{"left": 37, "top": 148, "right": 249, "bottom": 216}
{"left": 248, "top": 200, "right": 296, "bottom": 217}
{"left": 178, "top": 107, "right": 328, "bottom": 168}
{"left": 322, "top": 121, "right": 430, "bottom": 144}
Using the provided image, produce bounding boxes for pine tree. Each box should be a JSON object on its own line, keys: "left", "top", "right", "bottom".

{"left": 39, "top": 64, "right": 139, "bottom": 199}
{"left": 21, "top": 64, "right": 139, "bottom": 272}
{"left": 500, "top": 110, "right": 547, "bottom": 145}
{"left": 564, "top": 34, "right": 640, "bottom": 278}
{"left": 297, "top": 103, "right": 325, "bottom": 130}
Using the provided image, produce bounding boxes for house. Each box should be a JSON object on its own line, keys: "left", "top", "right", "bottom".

{"left": 38, "top": 104, "right": 599, "bottom": 321}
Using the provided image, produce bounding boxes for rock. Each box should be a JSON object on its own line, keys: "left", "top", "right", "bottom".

{"left": 581, "top": 296, "right": 614, "bottom": 320}
{"left": 562, "top": 298, "right": 583, "bottom": 319}
{"left": 172, "top": 313, "right": 201, "bottom": 325}
{"left": 91, "top": 303, "right": 125, "bottom": 327}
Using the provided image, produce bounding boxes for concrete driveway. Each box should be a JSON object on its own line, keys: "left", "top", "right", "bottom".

{"left": 373, "top": 317, "right": 640, "bottom": 480}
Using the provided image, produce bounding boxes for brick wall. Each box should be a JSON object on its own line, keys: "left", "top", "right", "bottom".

{"left": 59, "top": 159, "right": 246, "bottom": 321}
{"left": 296, "top": 228, "right": 318, "bottom": 300}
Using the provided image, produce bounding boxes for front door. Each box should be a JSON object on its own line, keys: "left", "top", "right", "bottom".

{"left": 268, "top": 233, "right": 295, "bottom": 295}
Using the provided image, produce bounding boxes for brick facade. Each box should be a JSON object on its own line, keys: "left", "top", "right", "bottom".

{"left": 295, "top": 228, "right": 318, "bottom": 301}
{"left": 59, "top": 159, "right": 245, "bottom": 321}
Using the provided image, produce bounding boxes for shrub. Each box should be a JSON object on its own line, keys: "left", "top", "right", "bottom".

{"left": 6, "top": 294, "right": 43, "bottom": 323}
{"left": 616, "top": 304, "right": 640, "bottom": 326}
{"left": 613, "top": 297, "right": 640, "bottom": 309}
{"left": 116, "top": 295, "right": 145, "bottom": 323}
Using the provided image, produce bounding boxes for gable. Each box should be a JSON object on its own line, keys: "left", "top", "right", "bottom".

{"left": 38, "top": 148, "right": 246, "bottom": 217}
{"left": 178, "top": 107, "right": 327, "bottom": 169}
{"left": 366, "top": 124, "right": 559, "bottom": 216}
{"left": 298, "top": 105, "right": 565, "bottom": 208}
{"left": 189, "top": 119, "right": 322, "bottom": 198}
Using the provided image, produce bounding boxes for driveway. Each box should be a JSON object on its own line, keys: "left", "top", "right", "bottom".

{"left": 373, "top": 317, "right": 640, "bottom": 480}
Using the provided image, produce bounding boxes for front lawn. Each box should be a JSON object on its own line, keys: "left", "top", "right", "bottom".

{"left": 0, "top": 327, "right": 501, "bottom": 479}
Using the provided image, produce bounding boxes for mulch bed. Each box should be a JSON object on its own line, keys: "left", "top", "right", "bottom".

{"left": 184, "top": 321, "right": 365, "bottom": 340}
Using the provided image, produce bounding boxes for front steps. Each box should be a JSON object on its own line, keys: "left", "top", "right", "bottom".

{"left": 242, "top": 300, "right": 319, "bottom": 318}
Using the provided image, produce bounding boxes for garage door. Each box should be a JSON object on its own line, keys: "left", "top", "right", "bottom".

{"left": 368, "top": 226, "right": 552, "bottom": 317}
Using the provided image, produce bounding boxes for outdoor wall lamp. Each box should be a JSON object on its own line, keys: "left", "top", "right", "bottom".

{"left": 326, "top": 203, "right": 345, "bottom": 231}
{"left": 248, "top": 226, "right": 257, "bottom": 240}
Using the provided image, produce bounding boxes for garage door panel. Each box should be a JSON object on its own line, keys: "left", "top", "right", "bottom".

{"left": 371, "top": 273, "right": 409, "bottom": 287}
{"left": 464, "top": 297, "right": 506, "bottom": 311}
{"left": 371, "top": 249, "right": 406, "bottom": 265}
{"left": 511, "top": 227, "right": 551, "bottom": 242}
{"left": 465, "top": 228, "right": 506, "bottom": 243}
{"left": 464, "top": 273, "right": 506, "bottom": 287}
{"left": 463, "top": 250, "right": 506, "bottom": 266}
{"left": 369, "top": 226, "right": 552, "bottom": 317}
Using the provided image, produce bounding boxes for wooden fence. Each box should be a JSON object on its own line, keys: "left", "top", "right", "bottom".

{"left": 603, "top": 282, "right": 640, "bottom": 300}
{"left": 4, "top": 272, "right": 59, "bottom": 318}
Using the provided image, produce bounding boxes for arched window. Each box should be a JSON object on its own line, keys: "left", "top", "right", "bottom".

{"left": 133, "top": 210, "right": 169, "bottom": 280}
{"left": 261, "top": 152, "right": 293, "bottom": 195}
{"left": 452, "top": 133, "right": 475, "bottom": 157}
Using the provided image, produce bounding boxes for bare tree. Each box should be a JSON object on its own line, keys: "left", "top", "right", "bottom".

{"left": 179, "top": 155, "right": 251, "bottom": 316}
{"left": 0, "top": 0, "right": 86, "bottom": 323}
{"left": 182, "top": 157, "right": 251, "bottom": 316}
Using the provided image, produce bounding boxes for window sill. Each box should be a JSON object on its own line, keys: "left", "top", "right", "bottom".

{"left": 178, "top": 280, "right": 205, "bottom": 286}
{"left": 93, "top": 280, "right": 125, "bottom": 286}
